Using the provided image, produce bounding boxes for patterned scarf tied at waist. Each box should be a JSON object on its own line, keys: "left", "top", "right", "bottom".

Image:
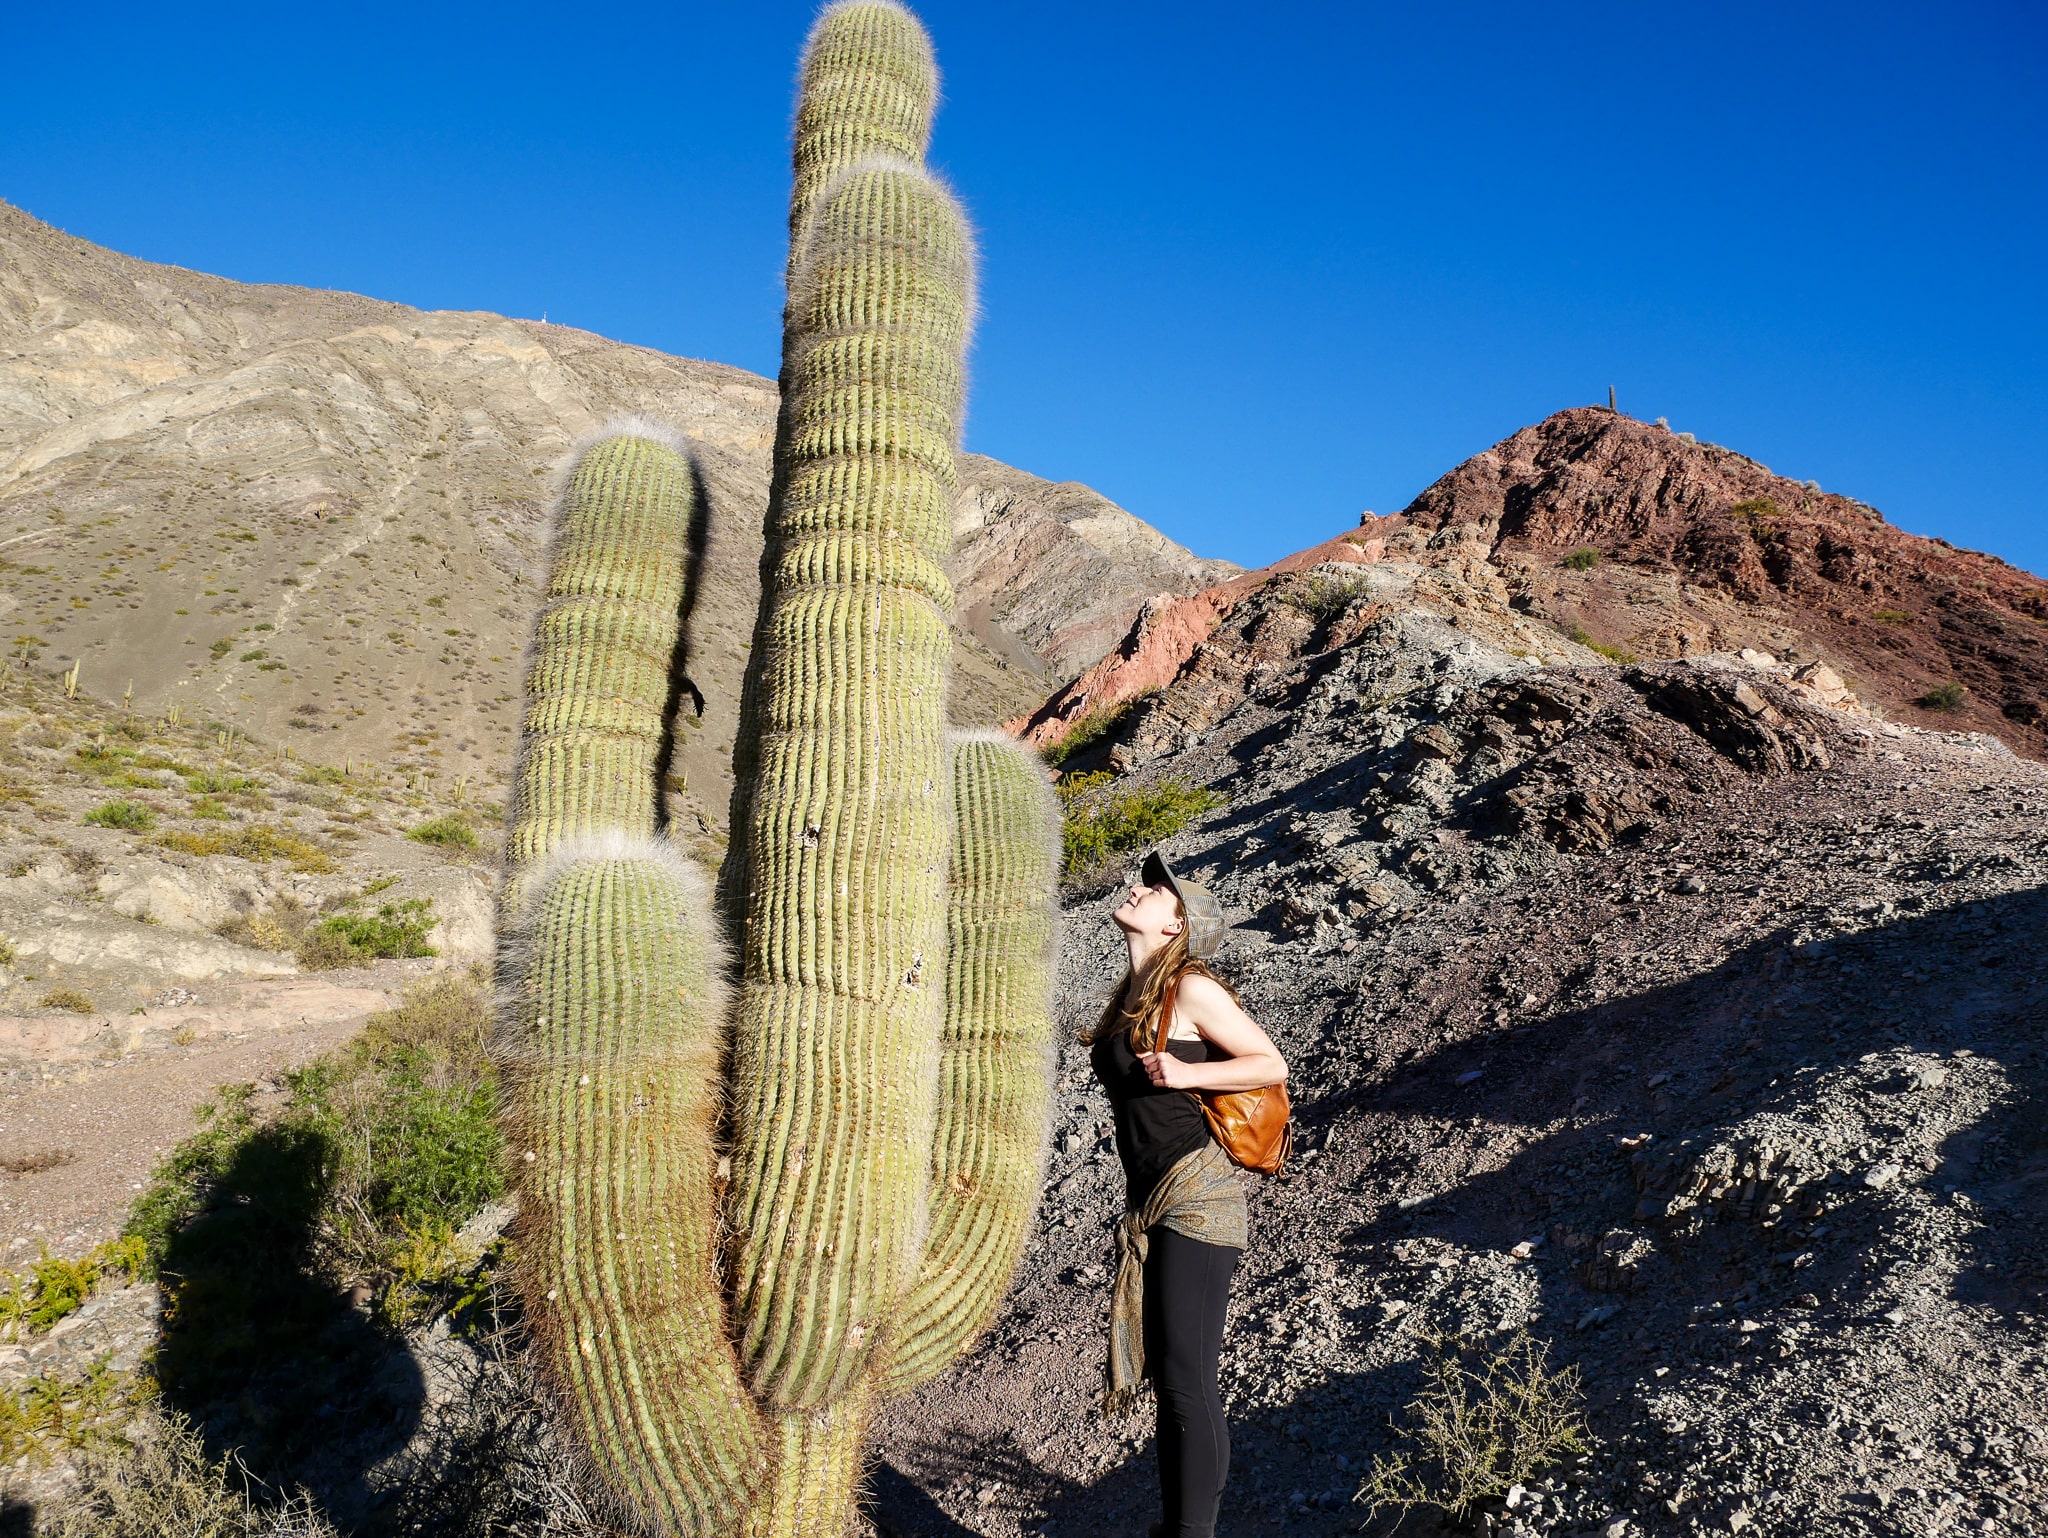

{"left": 1103, "top": 1140, "right": 1248, "bottom": 1417}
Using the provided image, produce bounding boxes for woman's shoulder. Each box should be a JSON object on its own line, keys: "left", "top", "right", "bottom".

{"left": 1174, "top": 970, "right": 1235, "bottom": 1012}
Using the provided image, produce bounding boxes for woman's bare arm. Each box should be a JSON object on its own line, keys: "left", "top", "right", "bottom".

{"left": 1137, "top": 973, "right": 1288, "bottom": 1093}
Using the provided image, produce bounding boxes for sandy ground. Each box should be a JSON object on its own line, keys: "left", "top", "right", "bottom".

{"left": 0, "top": 961, "right": 446, "bottom": 1259}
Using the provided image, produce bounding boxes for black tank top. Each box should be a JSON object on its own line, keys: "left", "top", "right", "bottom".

{"left": 1091, "top": 1019, "right": 1220, "bottom": 1207}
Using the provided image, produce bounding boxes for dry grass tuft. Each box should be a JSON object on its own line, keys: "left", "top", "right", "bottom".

{"left": 50, "top": 1408, "right": 339, "bottom": 1537}
{"left": 1355, "top": 1331, "right": 1589, "bottom": 1525}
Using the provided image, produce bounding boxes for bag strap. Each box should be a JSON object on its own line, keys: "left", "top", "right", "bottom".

{"left": 1151, "top": 973, "right": 1182, "bottom": 1056}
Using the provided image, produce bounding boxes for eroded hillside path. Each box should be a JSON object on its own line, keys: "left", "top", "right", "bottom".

{"left": 0, "top": 961, "right": 437, "bottom": 1259}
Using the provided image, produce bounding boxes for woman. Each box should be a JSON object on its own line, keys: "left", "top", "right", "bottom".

{"left": 1088, "top": 850, "right": 1288, "bottom": 1538}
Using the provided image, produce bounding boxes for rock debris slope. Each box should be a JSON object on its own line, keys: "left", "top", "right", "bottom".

{"left": 867, "top": 533, "right": 2048, "bottom": 1537}
{"left": 0, "top": 199, "right": 1224, "bottom": 833}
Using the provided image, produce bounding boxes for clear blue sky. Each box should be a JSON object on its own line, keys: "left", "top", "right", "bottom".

{"left": 5, "top": 2, "right": 2042, "bottom": 575}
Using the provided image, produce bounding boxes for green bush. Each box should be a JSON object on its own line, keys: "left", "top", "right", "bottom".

{"left": 1730, "top": 496, "right": 1781, "bottom": 522}
{"left": 1567, "top": 625, "right": 1636, "bottom": 665}
{"left": 1872, "top": 608, "right": 1912, "bottom": 625}
{"left": 124, "top": 977, "right": 501, "bottom": 1323}
{"left": 124, "top": 1087, "right": 259, "bottom": 1276}
{"left": 1059, "top": 774, "right": 1224, "bottom": 881}
{"left": 38, "top": 987, "right": 97, "bottom": 1015}
{"left": 1042, "top": 694, "right": 1149, "bottom": 769}
{"left": 1917, "top": 682, "right": 1968, "bottom": 713}
{"left": 406, "top": 814, "right": 477, "bottom": 850}
{"left": 237, "top": 650, "right": 267, "bottom": 663}
{"left": 182, "top": 769, "right": 259, "bottom": 795}
{"left": 84, "top": 801, "right": 156, "bottom": 832}
{"left": 1562, "top": 547, "right": 1601, "bottom": 571}
{"left": 301, "top": 899, "right": 438, "bottom": 968}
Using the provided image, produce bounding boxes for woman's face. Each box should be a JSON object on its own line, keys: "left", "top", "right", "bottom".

{"left": 1111, "top": 879, "right": 1184, "bottom": 941}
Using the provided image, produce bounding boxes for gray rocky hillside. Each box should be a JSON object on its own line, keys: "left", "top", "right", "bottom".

{"left": 865, "top": 535, "right": 2048, "bottom": 1537}
{"left": 0, "top": 198, "right": 1230, "bottom": 839}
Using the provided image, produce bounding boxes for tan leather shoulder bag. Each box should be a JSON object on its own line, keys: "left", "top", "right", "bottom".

{"left": 1154, "top": 974, "right": 1292, "bottom": 1175}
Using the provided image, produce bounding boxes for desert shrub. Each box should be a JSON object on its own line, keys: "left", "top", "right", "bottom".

{"left": 1567, "top": 625, "right": 1636, "bottom": 665}
{"left": 407, "top": 814, "right": 478, "bottom": 851}
{"left": 84, "top": 800, "right": 156, "bottom": 832}
{"left": 48, "top": 1406, "right": 339, "bottom": 1537}
{"left": 1276, "top": 569, "right": 1371, "bottom": 623}
{"left": 1872, "top": 608, "right": 1912, "bottom": 625}
{"left": 125, "top": 978, "right": 501, "bottom": 1337}
{"left": 160, "top": 825, "right": 336, "bottom": 874}
{"left": 124, "top": 1087, "right": 259, "bottom": 1276}
{"left": 1561, "top": 547, "right": 1601, "bottom": 571}
{"left": 1059, "top": 774, "right": 1224, "bottom": 881}
{"left": 2003, "top": 699, "right": 2042, "bottom": 726}
{"left": 299, "top": 899, "right": 438, "bottom": 968}
{"left": 1042, "top": 693, "right": 1150, "bottom": 769}
{"left": 214, "top": 897, "right": 310, "bottom": 954}
{"left": 293, "top": 926, "right": 363, "bottom": 970}
{"left": 0, "top": 1237, "right": 147, "bottom": 1341}
{"left": 1917, "top": 682, "right": 1968, "bottom": 713}
{"left": 1356, "top": 1332, "right": 1589, "bottom": 1524}
{"left": 183, "top": 769, "right": 260, "bottom": 795}
{"left": 1730, "top": 496, "right": 1781, "bottom": 522}
{"left": 0, "top": 1357, "right": 150, "bottom": 1472}
{"left": 0, "top": 936, "right": 15, "bottom": 967}
{"left": 207, "top": 639, "right": 234, "bottom": 660}
{"left": 38, "top": 987, "right": 97, "bottom": 1014}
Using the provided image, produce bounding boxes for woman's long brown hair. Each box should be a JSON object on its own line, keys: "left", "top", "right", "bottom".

{"left": 1084, "top": 897, "right": 1242, "bottom": 1054}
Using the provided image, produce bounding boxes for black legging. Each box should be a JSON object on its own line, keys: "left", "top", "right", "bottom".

{"left": 1142, "top": 1226, "right": 1241, "bottom": 1538}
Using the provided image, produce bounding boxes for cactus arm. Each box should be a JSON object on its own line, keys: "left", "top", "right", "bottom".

{"left": 879, "top": 730, "right": 1061, "bottom": 1394}
{"left": 502, "top": 839, "right": 768, "bottom": 1536}
{"left": 724, "top": 155, "right": 975, "bottom": 1413}
{"left": 504, "top": 423, "right": 697, "bottom": 916}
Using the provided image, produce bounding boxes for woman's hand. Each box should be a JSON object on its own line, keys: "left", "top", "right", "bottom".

{"left": 1137, "top": 1050, "right": 1194, "bottom": 1090}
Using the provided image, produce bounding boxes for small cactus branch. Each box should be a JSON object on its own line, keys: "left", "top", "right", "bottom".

{"left": 504, "top": 425, "right": 696, "bottom": 913}
{"left": 881, "top": 730, "right": 1061, "bottom": 1394}
{"left": 499, "top": 837, "right": 767, "bottom": 1535}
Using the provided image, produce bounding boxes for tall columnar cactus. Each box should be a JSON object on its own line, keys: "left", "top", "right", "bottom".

{"left": 496, "top": 5, "right": 1061, "bottom": 1536}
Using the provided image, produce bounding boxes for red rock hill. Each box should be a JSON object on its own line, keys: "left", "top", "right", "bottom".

{"left": 1400, "top": 407, "right": 2048, "bottom": 757}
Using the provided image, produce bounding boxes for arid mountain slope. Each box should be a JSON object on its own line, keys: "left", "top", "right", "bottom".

{"left": 1401, "top": 408, "right": 2048, "bottom": 758}
{"left": 0, "top": 199, "right": 1225, "bottom": 828}
{"left": 953, "top": 453, "right": 1238, "bottom": 682}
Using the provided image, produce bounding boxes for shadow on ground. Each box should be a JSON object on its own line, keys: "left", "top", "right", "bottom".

{"left": 153, "top": 1122, "right": 423, "bottom": 1526}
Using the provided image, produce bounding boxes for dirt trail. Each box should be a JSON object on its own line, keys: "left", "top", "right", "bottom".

{"left": 0, "top": 963, "right": 436, "bottom": 1260}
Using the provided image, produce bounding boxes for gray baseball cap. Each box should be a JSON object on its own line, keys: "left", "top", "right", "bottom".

{"left": 1140, "top": 850, "right": 1226, "bottom": 958}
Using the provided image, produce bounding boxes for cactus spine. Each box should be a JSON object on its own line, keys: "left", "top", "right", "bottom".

{"left": 498, "top": 6, "right": 1058, "bottom": 1534}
